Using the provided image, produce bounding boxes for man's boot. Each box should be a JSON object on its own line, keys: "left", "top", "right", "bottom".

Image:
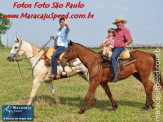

{"left": 112, "top": 73, "right": 119, "bottom": 83}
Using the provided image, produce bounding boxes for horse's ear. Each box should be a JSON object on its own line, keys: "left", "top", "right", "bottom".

{"left": 68, "top": 40, "right": 73, "bottom": 46}
{"left": 15, "top": 37, "right": 19, "bottom": 43}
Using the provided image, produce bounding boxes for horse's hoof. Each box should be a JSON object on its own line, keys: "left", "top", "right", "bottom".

{"left": 142, "top": 106, "right": 149, "bottom": 110}
{"left": 56, "top": 103, "right": 61, "bottom": 106}
{"left": 151, "top": 103, "right": 155, "bottom": 109}
{"left": 78, "top": 109, "right": 85, "bottom": 114}
{"left": 56, "top": 101, "right": 61, "bottom": 106}
{"left": 110, "top": 108, "right": 116, "bottom": 113}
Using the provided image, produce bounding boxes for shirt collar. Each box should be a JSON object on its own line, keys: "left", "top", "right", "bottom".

{"left": 117, "top": 26, "right": 125, "bottom": 30}
{"left": 58, "top": 26, "right": 65, "bottom": 31}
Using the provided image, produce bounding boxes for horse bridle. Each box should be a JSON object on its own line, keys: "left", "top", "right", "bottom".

{"left": 65, "top": 43, "right": 102, "bottom": 78}
{"left": 63, "top": 43, "right": 76, "bottom": 62}
{"left": 63, "top": 43, "right": 97, "bottom": 70}
{"left": 10, "top": 40, "right": 34, "bottom": 61}
{"left": 10, "top": 40, "right": 43, "bottom": 78}
{"left": 9, "top": 40, "right": 23, "bottom": 59}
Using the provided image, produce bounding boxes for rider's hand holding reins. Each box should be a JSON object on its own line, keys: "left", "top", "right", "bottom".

{"left": 124, "top": 43, "right": 128, "bottom": 48}
{"left": 50, "top": 36, "right": 56, "bottom": 41}
{"left": 124, "top": 40, "right": 132, "bottom": 48}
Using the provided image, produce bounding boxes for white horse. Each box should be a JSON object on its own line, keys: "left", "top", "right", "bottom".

{"left": 7, "top": 38, "right": 96, "bottom": 105}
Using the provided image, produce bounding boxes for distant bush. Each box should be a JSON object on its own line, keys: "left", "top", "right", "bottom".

{"left": 0, "top": 40, "right": 5, "bottom": 48}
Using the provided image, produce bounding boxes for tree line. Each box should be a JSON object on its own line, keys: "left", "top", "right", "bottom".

{"left": 0, "top": 12, "right": 11, "bottom": 48}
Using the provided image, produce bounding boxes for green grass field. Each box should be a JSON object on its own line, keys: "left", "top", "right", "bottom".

{"left": 0, "top": 48, "right": 163, "bottom": 122}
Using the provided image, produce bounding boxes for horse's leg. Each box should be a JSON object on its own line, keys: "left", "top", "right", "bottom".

{"left": 85, "top": 72, "right": 96, "bottom": 106}
{"left": 148, "top": 80, "right": 155, "bottom": 109}
{"left": 142, "top": 79, "right": 155, "bottom": 110}
{"left": 133, "top": 72, "right": 154, "bottom": 110}
{"left": 100, "top": 82, "right": 118, "bottom": 112}
{"left": 84, "top": 72, "right": 96, "bottom": 106}
{"left": 89, "top": 93, "right": 96, "bottom": 106}
{"left": 45, "top": 82, "right": 61, "bottom": 105}
{"left": 27, "top": 78, "right": 42, "bottom": 105}
{"left": 78, "top": 72, "right": 96, "bottom": 106}
{"left": 78, "top": 79, "right": 100, "bottom": 114}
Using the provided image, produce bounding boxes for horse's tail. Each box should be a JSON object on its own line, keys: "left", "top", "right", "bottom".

{"left": 150, "top": 53, "right": 163, "bottom": 90}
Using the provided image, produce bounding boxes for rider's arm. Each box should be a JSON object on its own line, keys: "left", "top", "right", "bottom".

{"left": 126, "top": 40, "right": 132, "bottom": 45}
{"left": 124, "top": 28, "right": 132, "bottom": 47}
{"left": 124, "top": 40, "right": 132, "bottom": 47}
{"left": 105, "top": 38, "right": 113, "bottom": 46}
{"left": 65, "top": 19, "right": 70, "bottom": 32}
{"left": 65, "top": 24, "right": 69, "bottom": 31}
{"left": 101, "top": 39, "right": 108, "bottom": 47}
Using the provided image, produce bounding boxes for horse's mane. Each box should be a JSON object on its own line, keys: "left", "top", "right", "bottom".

{"left": 22, "top": 40, "right": 42, "bottom": 56}
{"left": 76, "top": 43, "right": 98, "bottom": 54}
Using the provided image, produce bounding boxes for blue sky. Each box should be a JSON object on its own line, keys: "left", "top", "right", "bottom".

{"left": 0, "top": 0, "right": 163, "bottom": 47}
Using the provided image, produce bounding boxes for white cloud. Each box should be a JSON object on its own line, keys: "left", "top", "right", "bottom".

{"left": 112, "top": 3, "right": 128, "bottom": 11}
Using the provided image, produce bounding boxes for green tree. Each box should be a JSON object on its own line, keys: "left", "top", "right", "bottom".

{"left": 0, "top": 12, "right": 11, "bottom": 48}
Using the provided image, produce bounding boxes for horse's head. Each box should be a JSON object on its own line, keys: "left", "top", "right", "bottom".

{"left": 7, "top": 38, "right": 25, "bottom": 62}
{"left": 60, "top": 40, "right": 78, "bottom": 66}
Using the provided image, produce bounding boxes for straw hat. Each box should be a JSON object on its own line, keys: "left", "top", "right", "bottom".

{"left": 112, "top": 16, "right": 127, "bottom": 25}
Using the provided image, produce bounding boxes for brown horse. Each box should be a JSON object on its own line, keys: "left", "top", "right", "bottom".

{"left": 60, "top": 41, "right": 163, "bottom": 114}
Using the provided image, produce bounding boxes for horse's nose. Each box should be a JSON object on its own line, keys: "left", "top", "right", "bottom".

{"left": 7, "top": 55, "right": 14, "bottom": 62}
{"left": 7, "top": 56, "right": 11, "bottom": 61}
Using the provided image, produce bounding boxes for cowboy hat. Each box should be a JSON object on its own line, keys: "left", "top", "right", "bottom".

{"left": 112, "top": 16, "right": 127, "bottom": 25}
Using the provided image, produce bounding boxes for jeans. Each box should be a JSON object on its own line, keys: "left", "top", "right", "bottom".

{"left": 111, "top": 47, "right": 125, "bottom": 74}
{"left": 51, "top": 46, "right": 66, "bottom": 75}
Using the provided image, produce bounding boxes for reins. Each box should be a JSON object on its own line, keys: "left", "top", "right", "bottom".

{"left": 67, "top": 43, "right": 101, "bottom": 71}
{"left": 31, "top": 53, "right": 45, "bottom": 77}
{"left": 13, "top": 39, "right": 51, "bottom": 78}
{"left": 14, "top": 51, "right": 45, "bottom": 79}
{"left": 15, "top": 55, "right": 35, "bottom": 79}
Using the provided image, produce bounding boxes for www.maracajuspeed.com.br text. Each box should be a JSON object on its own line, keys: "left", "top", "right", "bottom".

{"left": 3, "top": 12, "right": 94, "bottom": 20}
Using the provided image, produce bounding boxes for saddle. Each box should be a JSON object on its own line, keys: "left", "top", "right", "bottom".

{"left": 43, "top": 47, "right": 65, "bottom": 67}
{"left": 101, "top": 48, "right": 135, "bottom": 71}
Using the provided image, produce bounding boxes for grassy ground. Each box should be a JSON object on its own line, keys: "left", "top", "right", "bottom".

{"left": 0, "top": 48, "right": 163, "bottom": 122}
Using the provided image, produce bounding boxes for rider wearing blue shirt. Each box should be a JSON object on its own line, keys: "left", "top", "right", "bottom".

{"left": 56, "top": 26, "right": 70, "bottom": 48}
{"left": 49, "top": 18, "right": 70, "bottom": 79}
